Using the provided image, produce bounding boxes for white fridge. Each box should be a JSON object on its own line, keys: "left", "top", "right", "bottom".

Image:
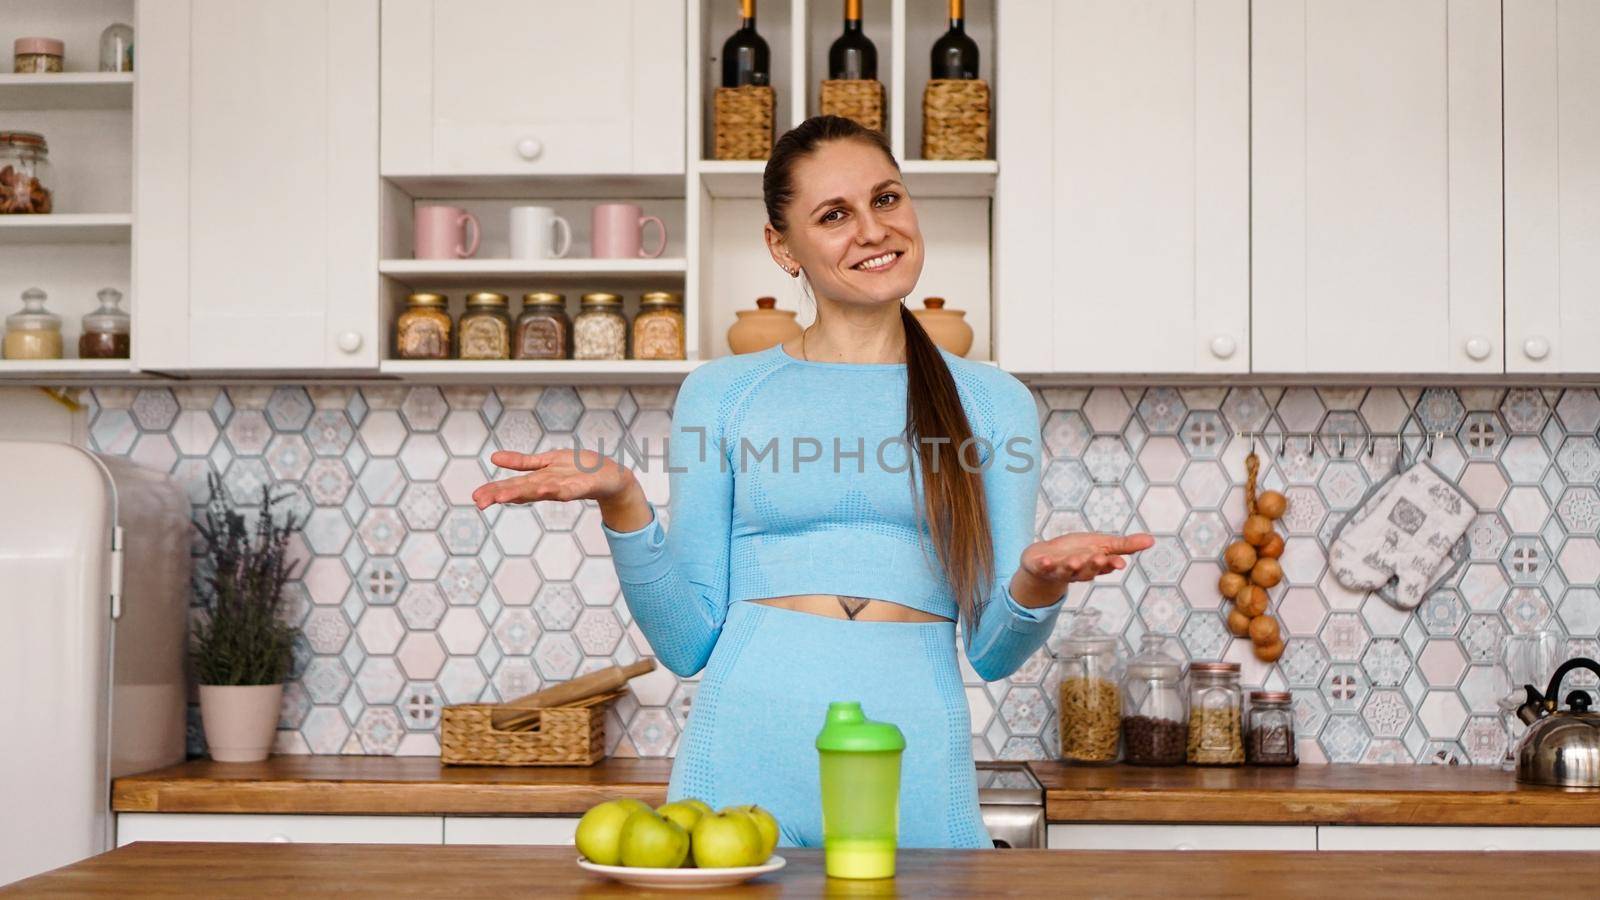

{"left": 0, "top": 441, "right": 190, "bottom": 885}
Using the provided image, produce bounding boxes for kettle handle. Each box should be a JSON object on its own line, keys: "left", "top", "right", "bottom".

{"left": 1532, "top": 657, "right": 1600, "bottom": 712}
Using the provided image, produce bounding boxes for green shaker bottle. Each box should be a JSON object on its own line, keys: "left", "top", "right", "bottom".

{"left": 815, "top": 701, "right": 906, "bottom": 880}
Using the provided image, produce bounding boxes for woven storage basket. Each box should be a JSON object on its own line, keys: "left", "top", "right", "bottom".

{"left": 440, "top": 688, "right": 626, "bottom": 766}
{"left": 714, "top": 85, "right": 775, "bottom": 160}
{"left": 820, "top": 79, "right": 885, "bottom": 133}
{"left": 922, "top": 79, "right": 990, "bottom": 160}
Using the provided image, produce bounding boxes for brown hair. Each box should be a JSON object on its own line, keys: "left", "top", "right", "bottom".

{"left": 763, "top": 115, "right": 995, "bottom": 631}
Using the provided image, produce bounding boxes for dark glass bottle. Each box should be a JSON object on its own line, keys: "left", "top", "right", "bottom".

{"left": 931, "top": 0, "right": 979, "bottom": 79}
{"left": 828, "top": 0, "right": 877, "bottom": 80}
{"left": 721, "top": 0, "right": 771, "bottom": 87}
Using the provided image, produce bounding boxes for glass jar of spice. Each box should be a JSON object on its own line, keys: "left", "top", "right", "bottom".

{"left": 0, "top": 131, "right": 54, "bottom": 214}
{"left": 1120, "top": 635, "right": 1187, "bottom": 766}
{"left": 14, "top": 37, "right": 64, "bottom": 73}
{"left": 1051, "top": 609, "right": 1124, "bottom": 765}
{"left": 632, "top": 290, "right": 685, "bottom": 360}
{"left": 573, "top": 292, "right": 627, "bottom": 360}
{"left": 395, "top": 292, "right": 452, "bottom": 360}
{"left": 513, "top": 292, "right": 570, "bottom": 360}
{"left": 79, "top": 287, "right": 130, "bottom": 359}
{"left": 3, "top": 287, "right": 63, "bottom": 360}
{"left": 1186, "top": 662, "right": 1244, "bottom": 766}
{"left": 459, "top": 292, "right": 512, "bottom": 359}
{"left": 1245, "top": 691, "right": 1298, "bottom": 766}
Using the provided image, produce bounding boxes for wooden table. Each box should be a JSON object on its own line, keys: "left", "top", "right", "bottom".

{"left": 3, "top": 842, "right": 1564, "bottom": 897}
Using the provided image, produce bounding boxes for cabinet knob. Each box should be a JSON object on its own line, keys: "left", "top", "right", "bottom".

{"left": 337, "top": 331, "right": 363, "bottom": 354}
{"left": 1209, "top": 335, "right": 1237, "bottom": 360}
{"left": 516, "top": 137, "right": 544, "bottom": 161}
{"left": 1523, "top": 337, "right": 1551, "bottom": 361}
{"left": 267, "top": 833, "right": 293, "bottom": 843}
{"left": 1464, "top": 337, "right": 1491, "bottom": 361}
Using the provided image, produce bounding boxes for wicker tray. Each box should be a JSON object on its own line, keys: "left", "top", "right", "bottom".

{"left": 440, "top": 688, "right": 628, "bottom": 766}
{"left": 714, "top": 85, "right": 775, "bottom": 160}
{"left": 922, "top": 79, "right": 990, "bottom": 160}
{"left": 820, "top": 79, "right": 885, "bottom": 133}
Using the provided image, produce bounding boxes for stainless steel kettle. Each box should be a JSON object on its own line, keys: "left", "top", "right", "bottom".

{"left": 1515, "top": 657, "right": 1600, "bottom": 788}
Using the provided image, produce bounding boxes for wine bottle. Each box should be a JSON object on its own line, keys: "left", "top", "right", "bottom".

{"left": 930, "top": 0, "right": 979, "bottom": 80}
{"left": 722, "top": 0, "right": 771, "bottom": 87}
{"left": 828, "top": 0, "right": 877, "bottom": 81}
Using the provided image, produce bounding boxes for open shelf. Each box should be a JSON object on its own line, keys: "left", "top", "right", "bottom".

{"left": 0, "top": 359, "right": 136, "bottom": 381}
{"left": 379, "top": 258, "right": 688, "bottom": 289}
{"left": 696, "top": 158, "right": 995, "bottom": 198}
{"left": 379, "top": 358, "right": 704, "bottom": 384}
{"left": 384, "top": 173, "right": 686, "bottom": 201}
{"left": 0, "top": 213, "right": 131, "bottom": 244}
{"left": 0, "top": 72, "right": 133, "bottom": 110}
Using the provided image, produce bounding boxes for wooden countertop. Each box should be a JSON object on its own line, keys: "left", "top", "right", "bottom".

{"left": 10, "top": 842, "right": 1581, "bottom": 898}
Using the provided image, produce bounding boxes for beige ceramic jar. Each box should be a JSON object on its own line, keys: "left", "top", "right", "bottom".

{"left": 910, "top": 296, "right": 973, "bottom": 356}
{"left": 727, "top": 296, "right": 801, "bottom": 354}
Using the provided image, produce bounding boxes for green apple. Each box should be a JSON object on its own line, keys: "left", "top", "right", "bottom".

{"left": 618, "top": 809, "right": 690, "bottom": 869}
{"left": 691, "top": 809, "right": 764, "bottom": 868}
{"left": 726, "top": 804, "right": 779, "bottom": 861}
{"left": 574, "top": 798, "right": 652, "bottom": 866}
{"left": 678, "top": 798, "right": 714, "bottom": 818}
{"left": 656, "top": 800, "right": 707, "bottom": 835}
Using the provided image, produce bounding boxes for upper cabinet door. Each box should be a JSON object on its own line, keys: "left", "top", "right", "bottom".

{"left": 381, "top": 0, "right": 685, "bottom": 176}
{"left": 1251, "top": 0, "right": 1503, "bottom": 374}
{"left": 995, "top": 0, "right": 1249, "bottom": 375}
{"left": 136, "top": 0, "right": 379, "bottom": 371}
{"left": 1505, "top": 0, "right": 1600, "bottom": 374}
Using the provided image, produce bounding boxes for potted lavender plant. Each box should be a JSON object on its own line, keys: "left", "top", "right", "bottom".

{"left": 191, "top": 473, "right": 305, "bottom": 762}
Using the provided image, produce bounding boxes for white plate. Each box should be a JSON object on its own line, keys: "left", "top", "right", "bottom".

{"left": 575, "top": 854, "right": 787, "bottom": 889}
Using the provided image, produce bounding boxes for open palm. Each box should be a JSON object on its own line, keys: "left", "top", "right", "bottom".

{"left": 1021, "top": 531, "right": 1156, "bottom": 585}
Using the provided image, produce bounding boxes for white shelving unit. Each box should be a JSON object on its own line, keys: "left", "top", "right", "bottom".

{"left": 0, "top": 72, "right": 132, "bottom": 110}
{"left": 378, "top": 258, "right": 689, "bottom": 289}
{"left": 0, "top": 213, "right": 131, "bottom": 244}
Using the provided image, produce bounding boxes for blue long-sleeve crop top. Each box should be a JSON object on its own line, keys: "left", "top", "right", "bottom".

{"left": 599, "top": 340, "right": 1066, "bottom": 681}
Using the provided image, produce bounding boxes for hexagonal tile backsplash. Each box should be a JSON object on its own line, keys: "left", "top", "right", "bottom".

{"left": 84, "top": 384, "right": 1600, "bottom": 766}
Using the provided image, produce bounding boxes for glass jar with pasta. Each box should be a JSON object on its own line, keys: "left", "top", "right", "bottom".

{"left": 1051, "top": 609, "right": 1124, "bottom": 765}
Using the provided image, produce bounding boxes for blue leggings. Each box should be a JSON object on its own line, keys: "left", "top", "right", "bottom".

{"left": 666, "top": 600, "right": 992, "bottom": 849}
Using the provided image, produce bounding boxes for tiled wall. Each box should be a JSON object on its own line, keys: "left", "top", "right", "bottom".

{"left": 80, "top": 383, "right": 1600, "bottom": 765}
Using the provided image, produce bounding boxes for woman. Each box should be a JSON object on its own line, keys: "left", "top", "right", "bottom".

{"left": 474, "top": 115, "right": 1153, "bottom": 849}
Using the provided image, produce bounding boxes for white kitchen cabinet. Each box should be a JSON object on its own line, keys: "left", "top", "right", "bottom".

{"left": 1251, "top": 0, "right": 1503, "bottom": 374}
{"left": 1318, "top": 826, "right": 1600, "bottom": 852}
{"left": 1046, "top": 824, "right": 1317, "bottom": 851}
{"left": 1505, "top": 0, "right": 1600, "bottom": 374}
{"left": 995, "top": 0, "right": 1249, "bottom": 375}
{"left": 444, "top": 817, "right": 580, "bottom": 846}
{"left": 136, "top": 0, "right": 379, "bottom": 370}
{"left": 115, "top": 814, "right": 442, "bottom": 846}
{"left": 380, "top": 0, "right": 684, "bottom": 177}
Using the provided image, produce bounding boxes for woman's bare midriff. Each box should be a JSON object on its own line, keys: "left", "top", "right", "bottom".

{"left": 747, "top": 594, "right": 953, "bottom": 623}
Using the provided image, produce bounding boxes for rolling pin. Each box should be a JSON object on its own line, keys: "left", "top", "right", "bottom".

{"left": 491, "top": 658, "right": 656, "bottom": 731}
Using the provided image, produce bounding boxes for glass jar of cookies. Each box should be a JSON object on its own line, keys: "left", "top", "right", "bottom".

{"left": 631, "top": 290, "right": 685, "bottom": 360}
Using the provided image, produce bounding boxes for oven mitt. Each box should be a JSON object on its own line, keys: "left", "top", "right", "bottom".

{"left": 1328, "top": 461, "right": 1475, "bottom": 610}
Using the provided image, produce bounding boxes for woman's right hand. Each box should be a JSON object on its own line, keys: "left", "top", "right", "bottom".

{"left": 471, "top": 449, "right": 636, "bottom": 510}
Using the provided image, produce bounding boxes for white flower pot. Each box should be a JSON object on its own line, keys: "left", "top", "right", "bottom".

{"left": 198, "top": 683, "right": 283, "bottom": 762}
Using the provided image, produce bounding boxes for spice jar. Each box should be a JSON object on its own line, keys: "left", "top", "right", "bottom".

{"left": 513, "top": 292, "right": 570, "bottom": 360}
{"left": 79, "top": 287, "right": 130, "bottom": 359}
{"left": 573, "top": 292, "right": 628, "bottom": 360}
{"left": 99, "top": 23, "right": 134, "bottom": 73}
{"left": 1245, "top": 691, "right": 1298, "bottom": 766}
{"left": 395, "top": 292, "right": 452, "bottom": 360}
{"left": 459, "top": 292, "right": 512, "bottom": 359}
{"left": 3, "top": 287, "right": 63, "bottom": 360}
{"left": 1186, "top": 662, "right": 1244, "bottom": 766}
{"left": 14, "top": 38, "right": 64, "bottom": 73}
{"left": 1051, "top": 609, "right": 1124, "bottom": 765}
{"left": 1120, "top": 635, "right": 1188, "bottom": 766}
{"left": 632, "top": 291, "right": 685, "bottom": 360}
{"left": 0, "top": 131, "right": 54, "bottom": 214}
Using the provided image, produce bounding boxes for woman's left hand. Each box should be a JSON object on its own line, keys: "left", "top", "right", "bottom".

{"left": 1020, "top": 532, "right": 1157, "bottom": 585}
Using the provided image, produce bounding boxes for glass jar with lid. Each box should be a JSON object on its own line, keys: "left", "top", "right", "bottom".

{"left": 99, "top": 23, "right": 134, "bottom": 72}
{"left": 3, "top": 287, "right": 63, "bottom": 360}
{"left": 0, "top": 131, "right": 54, "bottom": 214}
{"left": 573, "top": 292, "right": 628, "bottom": 360}
{"left": 395, "top": 292, "right": 452, "bottom": 360}
{"left": 1245, "top": 691, "right": 1298, "bottom": 766}
{"left": 632, "top": 290, "right": 685, "bottom": 360}
{"left": 1186, "top": 661, "right": 1244, "bottom": 766}
{"left": 1051, "top": 608, "right": 1124, "bottom": 765}
{"left": 459, "top": 292, "right": 512, "bottom": 360}
{"left": 13, "top": 38, "right": 64, "bottom": 73}
{"left": 513, "top": 292, "right": 570, "bottom": 360}
{"left": 1120, "top": 635, "right": 1188, "bottom": 766}
{"left": 79, "top": 287, "right": 131, "bottom": 359}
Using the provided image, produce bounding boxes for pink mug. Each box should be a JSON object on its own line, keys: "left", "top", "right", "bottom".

{"left": 591, "top": 203, "right": 667, "bottom": 259}
{"left": 415, "top": 205, "right": 481, "bottom": 259}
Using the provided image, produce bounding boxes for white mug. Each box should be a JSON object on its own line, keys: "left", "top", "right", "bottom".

{"left": 509, "top": 206, "right": 573, "bottom": 260}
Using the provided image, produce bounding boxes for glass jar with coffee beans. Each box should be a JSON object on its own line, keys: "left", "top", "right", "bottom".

{"left": 1120, "top": 635, "right": 1187, "bottom": 766}
{"left": 1245, "top": 691, "right": 1298, "bottom": 766}
{"left": 1186, "top": 662, "right": 1244, "bottom": 766}
{"left": 1051, "top": 609, "right": 1124, "bottom": 765}
{"left": 513, "top": 292, "right": 571, "bottom": 360}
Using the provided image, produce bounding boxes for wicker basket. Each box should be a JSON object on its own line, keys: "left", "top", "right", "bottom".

{"left": 440, "top": 688, "right": 627, "bottom": 766}
{"left": 922, "top": 79, "right": 991, "bottom": 160}
{"left": 714, "top": 85, "right": 775, "bottom": 160}
{"left": 820, "top": 79, "right": 885, "bottom": 134}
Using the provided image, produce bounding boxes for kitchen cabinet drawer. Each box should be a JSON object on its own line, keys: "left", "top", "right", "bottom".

{"left": 116, "top": 814, "right": 443, "bottom": 846}
{"left": 444, "top": 817, "right": 580, "bottom": 846}
{"left": 1046, "top": 824, "right": 1317, "bottom": 851}
{"left": 1318, "top": 826, "right": 1600, "bottom": 852}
